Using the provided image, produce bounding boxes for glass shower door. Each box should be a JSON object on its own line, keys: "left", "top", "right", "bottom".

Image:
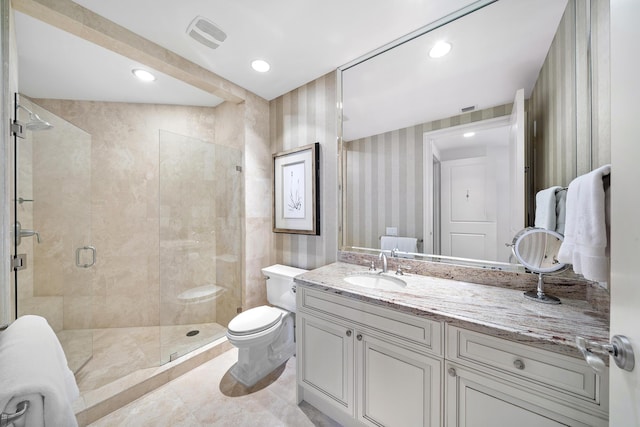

{"left": 159, "top": 130, "right": 242, "bottom": 363}
{"left": 13, "top": 96, "right": 94, "bottom": 373}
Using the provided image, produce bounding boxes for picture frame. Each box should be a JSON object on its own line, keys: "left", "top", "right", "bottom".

{"left": 273, "top": 142, "right": 320, "bottom": 235}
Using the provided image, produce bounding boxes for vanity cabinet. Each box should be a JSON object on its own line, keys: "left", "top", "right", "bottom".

{"left": 445, "top": 326, "right": 609, "bottom": 427}
{"left": 296, "top": 285, "right": 609, "bottom": 427}
{"left": 296, "top": 286, "right": 443, "bottom": 427}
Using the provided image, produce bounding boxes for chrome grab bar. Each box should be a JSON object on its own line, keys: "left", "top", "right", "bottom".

{"left": 75, "top": 246, "right": 96, "bottom": 268}
{"left": 1, "top": 400, "right": 29, "bottom": 427}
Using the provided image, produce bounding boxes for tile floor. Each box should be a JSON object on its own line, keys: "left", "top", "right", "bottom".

{"left": 87, "top": 348, "right": 341, "bottom": 426}
{"left": 59, "top": 323, "right": 227, "bottom": 392}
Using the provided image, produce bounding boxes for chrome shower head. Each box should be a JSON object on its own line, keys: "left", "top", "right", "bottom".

{"left": 17, "top": 104, "right": 53, "bottom": 131}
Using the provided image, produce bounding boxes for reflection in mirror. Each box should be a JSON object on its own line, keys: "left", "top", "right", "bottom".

{"left": 511, "top": 227, "right": 566, "bottom": 304}
{"left": 340, "top": 0, "right": 589, "bottom": 269}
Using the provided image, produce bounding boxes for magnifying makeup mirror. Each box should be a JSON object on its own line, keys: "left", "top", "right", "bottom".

{"left": 510, "top": 227, "right": 566, "bottom": 304}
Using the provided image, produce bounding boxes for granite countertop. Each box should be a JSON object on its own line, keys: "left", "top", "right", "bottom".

{"left": 294, "top": 262, "right": 610, "bottom": 360}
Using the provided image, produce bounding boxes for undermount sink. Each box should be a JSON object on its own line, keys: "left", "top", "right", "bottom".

{"left": 343, "top": 273, "right": 407, "bottom": 290}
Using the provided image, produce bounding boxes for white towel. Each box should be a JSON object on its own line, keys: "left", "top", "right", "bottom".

{"left": 535, "top": 186, "right": 563, "bottom": 230}
{"left": 555, "top": 188, "right": 567, "bottom": 235}
{"left": 557, "top": 165, "right": 611, "bottom": 282}
{"left": 0, "top": 315, "right": 79, "bottom": 427}
{"left": 380, "top": 236, "right": 417, "bottom": 259}
{"left": 380, "top": 235, "right": 397, "bottom": 251}
{"left": 395, "top": 237, "right": 418, "bottom": 253}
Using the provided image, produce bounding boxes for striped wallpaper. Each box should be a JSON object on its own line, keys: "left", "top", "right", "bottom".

{"left": 272, "top": 0, "right": 610, "bottom": 263}
{"left": 269, "top": 72, "right": 338, "bottom": 270}
{"left": 344, "top": 104, "right": 511, "bottom": 251}
{"left": 529, "top": 0, "right": 610, "bottom": 192}
{"left": 590, "top": 0, "right": 611, "bottom": 169}
{"left": 529, "top": 0, "right": 579, "bottom": 191}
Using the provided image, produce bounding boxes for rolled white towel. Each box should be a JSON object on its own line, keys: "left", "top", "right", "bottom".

{"left": 0, "top": 315, "right": 79, "bottom": 427}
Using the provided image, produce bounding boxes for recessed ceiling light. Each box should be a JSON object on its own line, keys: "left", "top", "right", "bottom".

{"left": 463, "top": 132, "right": 476, "bottom": 138}
{"left": 429, "top": 41, "right": 452, "bottom": 59}
{"left": 251, "top": 59, "right": 270, "bottom": 73}
{"left": 132, "top": 68, "right": 156, "bottom": 82}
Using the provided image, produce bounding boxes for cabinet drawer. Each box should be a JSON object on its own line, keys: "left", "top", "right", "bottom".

{"left": 298, "top": 286, "right": 442, "bottom": 356}
{"left": 446, "top": 325, "right": 605, "bottom": 405}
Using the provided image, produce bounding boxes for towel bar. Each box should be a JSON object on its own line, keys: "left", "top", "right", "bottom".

{"left": 0, "top": 400, "right": 29, "bottom": 427}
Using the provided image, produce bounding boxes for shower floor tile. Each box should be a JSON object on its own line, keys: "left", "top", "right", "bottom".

{"left": 87, "top": 349, "right": 341, "bottom": 427}
{"left": 59, "top": 323, "right": 226, "bottom": 392}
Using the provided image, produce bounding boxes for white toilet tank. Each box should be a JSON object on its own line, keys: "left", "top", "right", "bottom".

{"left": 262, "top": 264, "right": 308, "bottom": 312}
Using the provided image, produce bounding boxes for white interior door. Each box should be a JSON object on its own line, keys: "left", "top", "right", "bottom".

{"left": 609, "top": 0, "right": 640, "bottom": 423}
{"left": 441, "top": 157, "right": 497, "bottom": 260}
{"left": 508, "top": 88, "right": 525, "bottom": 236}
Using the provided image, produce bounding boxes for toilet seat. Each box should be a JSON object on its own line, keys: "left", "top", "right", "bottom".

{"left": 227, "top": 306, "right": 283, "bottom": 336}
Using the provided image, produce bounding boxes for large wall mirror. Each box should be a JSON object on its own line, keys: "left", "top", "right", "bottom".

{"left": 339, "top": 0, "right": 608, "bottom": 268}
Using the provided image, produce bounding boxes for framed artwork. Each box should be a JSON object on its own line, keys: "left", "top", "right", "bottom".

{"left": 273, "top": 142, "right": 320, "bottom": 235}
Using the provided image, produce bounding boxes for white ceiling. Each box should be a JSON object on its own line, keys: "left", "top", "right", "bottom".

{"left": 15, "top": 0, "right": 479, "bottom": 105}
{"left": 14, "top": 0, "right": 567, "bottom": 143}
{"left": 342, "top": 0, "right": 567, "bottom": 140}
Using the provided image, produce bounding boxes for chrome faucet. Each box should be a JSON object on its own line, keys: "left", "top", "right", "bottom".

{"left": 15, "top": 221, "right": 41, "bottom": 246}
{"left": 378, "top": 252, "right": 388, "bottom": 273}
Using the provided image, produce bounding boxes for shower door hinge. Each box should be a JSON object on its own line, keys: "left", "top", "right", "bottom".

{"left": 11, "top": 121, "right": 25, "bottom": 139}
{"left": 12, "top": 254, "right": 27, "bottom": 271}
{"left": 235, "top": 165, "right": 242, "bottom": 172}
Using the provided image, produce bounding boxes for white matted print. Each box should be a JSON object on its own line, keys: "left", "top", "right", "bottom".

{"left": 283, "top": 161, "right": 305, "bottom": 218}
{"left": 273, "top": 143, "right": 320, "bottom": 234}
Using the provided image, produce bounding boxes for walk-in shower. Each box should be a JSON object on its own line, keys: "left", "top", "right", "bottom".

{"left": 11, "top": 95, "right": 242, "bottom": 394}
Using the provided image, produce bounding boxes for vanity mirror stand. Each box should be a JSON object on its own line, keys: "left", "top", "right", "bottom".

{"left": 510, "top": 227, "right": 567, "bottom": 304}
{"left": 526, "top": 272, "right": 561, "bottom": 304}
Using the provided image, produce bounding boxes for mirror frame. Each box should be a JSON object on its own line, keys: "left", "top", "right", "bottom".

{"left": 337, "top": 0, "right": 594, "bottom": 272}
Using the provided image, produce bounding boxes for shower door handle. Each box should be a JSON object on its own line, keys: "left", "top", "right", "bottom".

{"left": 76, "top": 246, "right": 96, "bottom": 268}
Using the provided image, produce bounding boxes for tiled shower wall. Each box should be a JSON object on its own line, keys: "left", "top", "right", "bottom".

{"left": 27, "top": 99, "right": 244, "bottom": 329}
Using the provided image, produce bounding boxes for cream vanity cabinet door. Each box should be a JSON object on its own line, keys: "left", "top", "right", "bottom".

{"left": 445, "top": 326, "right": 608, "bottom": 427}
{"left": 357, "top": 332, "right": 442, "bottom": 427}
{"left": 296, "top": 285, "right": 444, "bottom": 427}
{"left": 297, "top": 312, "right": 355, "bottom": 417}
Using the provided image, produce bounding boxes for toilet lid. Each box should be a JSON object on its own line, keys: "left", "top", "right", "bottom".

{"left": 228, "top": 306, "right": 283, "bottom": 336}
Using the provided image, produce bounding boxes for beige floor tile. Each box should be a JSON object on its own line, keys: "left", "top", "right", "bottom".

{"left": 89, "top": 349, "right": 341, "bottom": 427}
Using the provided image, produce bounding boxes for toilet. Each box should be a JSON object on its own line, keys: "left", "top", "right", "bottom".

{"left": 226, "top": 264, "right": 308, "bottom": 387}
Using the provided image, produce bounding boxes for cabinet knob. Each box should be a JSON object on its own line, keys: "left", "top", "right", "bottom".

{"left": 513, "top": 359, "right": 525, "bottom": 370}
{"left": 447, "top": 367, "right": 457, "bottom": 377}
{"left": 346, "top": 330, "right": 352, "bottom": 337}
{"left": 357, "top": 334, "right": 363, "bottom": 341}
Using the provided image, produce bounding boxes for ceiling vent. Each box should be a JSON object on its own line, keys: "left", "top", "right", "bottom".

{"left": 187, "top": 16, "right": 227, "bottom": 50}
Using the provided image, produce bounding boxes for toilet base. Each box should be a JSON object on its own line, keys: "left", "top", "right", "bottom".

{"left": 229, "top": 314, "right": 295, "bottom": 387}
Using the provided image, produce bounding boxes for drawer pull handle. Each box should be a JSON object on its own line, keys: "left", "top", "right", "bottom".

{"left": 357, "top": 334, "right": 363, "bottom": 341}
{"left": 346, "top": 330, "right": 352, "bottom": 337}
{"left": 513, "top": 359, "right": 525, "bottom": 370}
{"left": 447, "top": 367, "right": 457, "bottom": 377}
